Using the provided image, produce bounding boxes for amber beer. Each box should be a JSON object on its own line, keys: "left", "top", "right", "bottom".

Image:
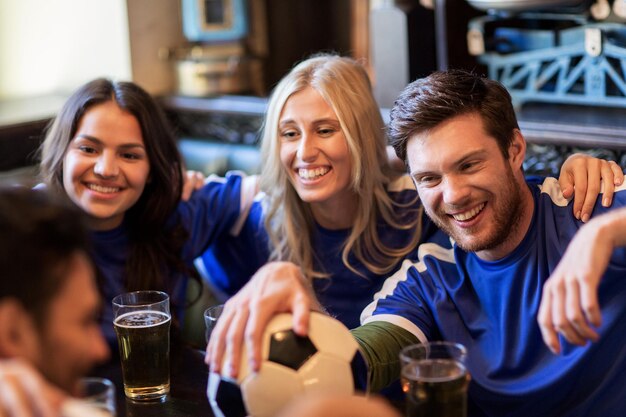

{"left": 402, "top": 359, "right": 468, "bottom": 417}
{"left": 114, "top": 310, "right": 171, "bottom": 400}
{"left": 399, "top": 342, "right": 469, "bottom": 417}
{"left": 112, "top": 291, "right": 171, "bottom": 401}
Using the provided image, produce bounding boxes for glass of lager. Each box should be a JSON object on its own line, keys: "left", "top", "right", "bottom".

{"left": 112, "top": 291, "right": 171, "bottom": 401}
{"left": 400, "top": 342, "right": 469, "bottom": 417}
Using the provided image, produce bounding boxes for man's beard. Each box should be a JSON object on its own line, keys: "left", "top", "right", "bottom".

{"left": 425, "top": 168, "right": 525, "bottom": 253}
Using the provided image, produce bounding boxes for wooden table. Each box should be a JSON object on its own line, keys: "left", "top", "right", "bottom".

{"left": 92, "top": 344, "right": 214, "bottom": 417}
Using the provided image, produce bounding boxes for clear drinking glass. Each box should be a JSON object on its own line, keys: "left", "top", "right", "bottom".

{"left": 112, "top": 291, "right": 171, "bottom": 401}
{"left": 204, "top": 304, "right": 224, "bottom": 344}
{"left": 80, "top": 377, "right": 116, "bottom": 415}
{"left": 61, "top": 378, "right": 116, "bottom": 417}
{"left": 399, "top": 342, "right": 470, "bottom": 417}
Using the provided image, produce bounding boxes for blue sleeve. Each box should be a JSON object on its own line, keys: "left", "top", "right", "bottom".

{"left": 175, "top": 172, "right": 244, "bottom": 263}
{"left": 360, "top": 258, "right": 443, "bottom": 343}
{"left": 199, "top": 202, "right": 270, "bottom": 296}
{"left": 525, "top": 175, "right": 545, "bottom": 185}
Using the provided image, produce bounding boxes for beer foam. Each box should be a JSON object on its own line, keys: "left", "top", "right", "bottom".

{"left": 114, "top": 310, "right": 171, "bottom": 328}
{"left": 402, "top": 359, "right": 467, "bottom": 383}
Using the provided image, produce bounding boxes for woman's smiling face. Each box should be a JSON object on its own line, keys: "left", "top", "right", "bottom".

{"left": 278, "top": 87, "right": 354, "bottom": 216}
{"left": 62, "top": 101, "right": 150, "bottom": 231}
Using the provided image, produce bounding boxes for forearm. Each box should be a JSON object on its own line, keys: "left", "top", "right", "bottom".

{"left": 594, "top": 206, "right": 626, "bottom": 247}
{"left": 538, "top": 204, "right": 626, "bottom": 352}
{"left": 351, "top": 321, "right": 420, "bottom": 392}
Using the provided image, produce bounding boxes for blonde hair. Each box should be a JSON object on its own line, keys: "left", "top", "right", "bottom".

{"left": 260, "top": 54, "right": 422, "bottom": 279}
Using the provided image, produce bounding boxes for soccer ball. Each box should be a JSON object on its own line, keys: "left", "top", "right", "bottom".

{"left": 207, "top": 312, "right": 359, "bottom": 417}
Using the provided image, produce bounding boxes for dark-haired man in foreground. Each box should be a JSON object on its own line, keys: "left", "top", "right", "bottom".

{"left": 0, "top": 187, "right": 109, "bottom": 416}
{"left": 207, "top": 71, "right": 626, "bottom": 417}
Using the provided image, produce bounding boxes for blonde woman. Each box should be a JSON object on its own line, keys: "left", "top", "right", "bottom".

{"left": 200, "top": 54, "right": 430, "bottom": 329}
{"left": 199, "top": 54, "right": 620, "bottom": 329}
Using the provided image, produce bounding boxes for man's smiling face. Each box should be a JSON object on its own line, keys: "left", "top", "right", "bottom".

{"left": 407, "top": 112, "right": 529, "bottom": 260}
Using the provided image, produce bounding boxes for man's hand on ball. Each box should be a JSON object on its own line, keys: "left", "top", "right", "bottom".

{"left": 205, "top": 261, "right": 321, "bottom": 378}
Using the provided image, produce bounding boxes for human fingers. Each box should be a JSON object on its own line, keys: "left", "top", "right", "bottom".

{"left": 564, "top": 279, "right": 598, "bottom": 345}
{"left": 560, "top": 153, "right": 592, "bottom": 207}
{"left": 569, "top": 168, "right": 588, "bottom": 221}
{"left": 560, "top": 184, "right": 574, "bottom": 199}
{"left": 579, "top": 273, "right": 603, "bottom": 329}
{"left": 0, "top": 365, "right": 62, "bottom": 417}
{"left": 181, "top": 175, "right": 194, "bottom": 202}
{"left": 599, "top": 160, "right": 616, "bottom": 208}
{"left": 0, "top": 376, "right": 32, "bottom": 417}
{"left": 538, "top": 284, "right": 560, "bottom": 354}
{"left": 609, "top": 160, "right": 624, "bottom": 185}
{"left": 206, "top": 301, "right": 238, "bottom": 374}
{"left": 579, "top": 160, "right": 601, "bottom": 223}
{"left": 245, "top": 297, "right": 282, "bottom": 373}
{"left": 551, "top": 278, "right": 587, "bottom": 347}
{"left": 291, "top": 290, "right": 312, "bottom": 337}
{"left": 224, "top": 305, "right": 250, "bottom": 379}
{"left": 181, "top": 170, "right": 205, "bottom": 201}
{"left": 558, "top": 171, "right": 574, "bottom": 200}
{"left": 24, "top": 369, "right": 65, "bottom": 417}
{"left": 240, "top": 263, "right": 314, "bottom": 371}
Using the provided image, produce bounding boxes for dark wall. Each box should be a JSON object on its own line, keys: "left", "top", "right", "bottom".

{"left": 0, "top": 121, "right": 47, "bottom": 172}
{"left": 260, "top": 0, "right": 483, "bottom": 92}
{"left": 436, "top": 0, "right": 483, "bottom": 72}
{"left": 263, "top": 0, "right": 351, "bottom": 90}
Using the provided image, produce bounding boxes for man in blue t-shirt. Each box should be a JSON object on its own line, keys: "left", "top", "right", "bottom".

{"left": 206, "top": 71, "right": 626, "bottom": 417}
{"left": 352, "top": 70, "right": 626, "bottom": 416}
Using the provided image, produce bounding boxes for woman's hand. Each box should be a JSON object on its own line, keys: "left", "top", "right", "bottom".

{"left": 0, "top": 359, "right": 66, "bottom": 417}
{"left": 205, "top": 262, "right": 321, "bottom": 378}
{"left": 181, "top": 170, "right": 206, "bottom": 201}
{"left": 559, "top": 154, "right": 624, "bottom": 222}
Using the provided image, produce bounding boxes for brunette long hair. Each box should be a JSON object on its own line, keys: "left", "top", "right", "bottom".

{"left": 39, "top": 78, "right": 192, "bottom": 294}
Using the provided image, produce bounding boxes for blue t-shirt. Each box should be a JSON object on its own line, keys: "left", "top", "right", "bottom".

{"left": 363, "top": 178, "right": 626, "bottom": 417}
{"left": 92, "top": 172, "right": 247, "bottom": 343}
{"left": 200, "top": 175, "right": 445, "bottom": 329}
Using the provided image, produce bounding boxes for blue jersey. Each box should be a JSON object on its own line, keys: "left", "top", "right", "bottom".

{"left": 200, "top": 175, "right": 445, "bottom": 329}
{"left": 363, "top": 178, "right": 626, "bottom": 417}
{"left": 92, "top": 172, "right": 249, "bottom": 343}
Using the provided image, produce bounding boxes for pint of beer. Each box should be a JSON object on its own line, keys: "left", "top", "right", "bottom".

{"left": 400, "top": 342, "right": 469, "bottom": 417}
{"left": 112, "top": 291, "right": 171, "bottom": 401}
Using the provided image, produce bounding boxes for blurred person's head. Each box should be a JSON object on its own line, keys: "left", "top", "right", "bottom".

{"left": 0, "top": 187, "right": 109, "bottom": 395}
{"left": 260, "top": 54, "right": 421, "bottom": 279}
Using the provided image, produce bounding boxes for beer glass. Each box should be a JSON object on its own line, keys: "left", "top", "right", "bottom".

{"left": 112, "top": 291, "right": 171, "bottom": 401}
{"left": 204, "top": 304, "right": 224, "bottom": 344}
{"left": 79, "top": 377, "right": 116, "bottom": 416}
{"left": 400, "top": 342, "right": 469, "bottom": 417}
{"left": 61, "top": 378, "right": 116, "bottom": 417}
